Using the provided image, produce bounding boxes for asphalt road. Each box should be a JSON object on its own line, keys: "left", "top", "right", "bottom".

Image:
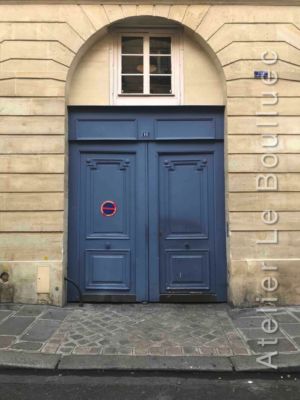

{"left": 0, "top": 371, "right": 299, "bottom": 400}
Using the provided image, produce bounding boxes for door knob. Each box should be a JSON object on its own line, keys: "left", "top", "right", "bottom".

{"left": 184, "top": 243, "right": 190, "bottom": 249}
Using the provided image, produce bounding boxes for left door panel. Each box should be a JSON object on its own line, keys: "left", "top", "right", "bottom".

{"left": 68, "top": 143, "right": 148, "bottom": 302}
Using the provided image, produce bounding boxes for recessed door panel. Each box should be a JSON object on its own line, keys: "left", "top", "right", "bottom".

{"left": 154, "top": 118, "right": 216, "bottom": 140}
{"left": 73, "top": 118, "right": 138, "bottom": 140}
{"left": 165, "top": 250, "right": 210, "bottom": 290}
{"left": 85, "top": 250, "right": 131, "bottom": 290}
{"left": 85, "top": 156, "right": 132, "bottom": 237}
{"left": 161, "top": 157, "right": 209, "bottom": 238}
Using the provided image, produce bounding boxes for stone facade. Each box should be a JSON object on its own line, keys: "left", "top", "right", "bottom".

{"left": 0, "top": 0, "right": 300, "bottom": 306}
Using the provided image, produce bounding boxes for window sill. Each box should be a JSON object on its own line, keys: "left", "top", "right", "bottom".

{"left": 118, "top": 93, "right": 175, "bottom": 97}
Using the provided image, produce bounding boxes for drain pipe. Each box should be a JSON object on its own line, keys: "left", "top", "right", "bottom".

{"left": 64, "top": 277, "right": 84, "bottom": 307}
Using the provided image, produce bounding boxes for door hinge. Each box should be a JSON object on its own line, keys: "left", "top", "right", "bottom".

{"left": 226, "top": 221, "right": 230, "bottom": 237}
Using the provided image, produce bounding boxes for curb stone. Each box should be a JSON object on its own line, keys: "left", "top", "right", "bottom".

{"left": 0, "top": 350, "right": 60, "bottom": 370}
{"left": 58, "top": 355, "right": 233, "bottom": 371}
{"left": 0, "top": 351, "right": 300, "bottom": 372}
{"left": 230, "top": 354, "right": 300, "bottom": 372}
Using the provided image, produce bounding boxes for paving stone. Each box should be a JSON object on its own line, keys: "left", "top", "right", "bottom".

{"left": 247, "top": 338, "right": 298, "bottom": 354}
{"left": 0, "top": 304, "right": 20, "bottom": 311}
{"left": 73, "top": 346, "right": 99, "bottom": 355}
{"left": 234, "top": 317, "right": 266, "bottom": 329}
{"left": 57, "top": 346, "right": 74, "bottom": 355}
{"left": 98, "top": 339, "right": 110, "bottom": 345}
{"left": 11, "top": 341, "right": 43, "bottom": 351}
{"left": 88, "top": 342, "right": 98, "bottom": 347}
{"left": 291, "top": 311, "right": 300, "bottom": 320}
{"left": 148, "top": 347, "right": 165, "bottom": 356}
{"left": 118, "top": 347, "right": 133, "bottom": 355}
{"left": 21, "top": 319, "right": 61, "bottom": 342}
{"left": 51, "top": 333, "right": 66, "bottom": 340}
{"left": 78, "top": 339, "right": 91, "bottom": 346}
{"left": 239, "top": 328, "right": 284, "bottom": 340}
{"left": 280, "top": 324, "right": 300, "bottom": 337}
{"left": 88, "top": 347, "right": 100, "bottom": 355}
{"left": 198, "top": 346, "right": 217, "bottom": 356}
{"left": 231, "top": 345, "right": 250, "bottom": 356}
{"left": 118, "top": 338, "right": 130, "bottom": 345}
{"left": 216, "top": 347, "right": 233, "bottom": 356}
{"left": 201, "top": 333, "right": 216, "bottom": 341}
{"left": 41, "top": 343, "right": 60, "bottom": 354}
{"left": 0, "top": 317, "right": 35, "bottom": 336}
{"left": 134, "top": 347, "right": 149, "bottom": 355}
{"left": 293, "top": 337, "right": 300, "bottom": 348}
{"left": 229, "top": 309, "right": 262, "bottom": 319}
{"left": 0, "top": 310, "right": 12, "bottom": 322}
{"left": 15, "top": 306, "right": 45, "bottom": 317}
{"left": 268, "top": 313, "right": 299, "bottom": 324}
{"left": 63, "top": 342, "right": 76, "bottom": 348}
{"left": 226, "top": 330, "right": 242, "bottom": 340}
{"left": 47, "top": 338, "right": 64, "bottom": 345}
{"left": 183, "top": 346, "right": 200, "bottom": 356}
{"left": 71, "top": 334, "right": 82, "bottom": 340}
{"left": 165, "top": 346, "right": 183, "bottom": 356}
{"left": 102, "top": 346, "right": 118, "bottom": 355}
{"left": 41, "top": 309, "right": 69, "bottom": 321}
{"left": 0, "top": 335, "right": 15, "bottom": 349}
{"left": 227, "top": 337, "right": 250, "bottom": 355}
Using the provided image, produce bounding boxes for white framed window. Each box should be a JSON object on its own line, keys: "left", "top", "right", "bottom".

{"left": 111, "top": 29, "right": 183, "bottom": 105}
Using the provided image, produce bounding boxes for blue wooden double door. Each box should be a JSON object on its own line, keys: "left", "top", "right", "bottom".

{"left": 68, "top": 107, "right": 226, "bottom": 302}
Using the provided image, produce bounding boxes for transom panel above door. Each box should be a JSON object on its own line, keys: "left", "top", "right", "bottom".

{"left": 68, "top": 107, "right": 226, "bottom": 303}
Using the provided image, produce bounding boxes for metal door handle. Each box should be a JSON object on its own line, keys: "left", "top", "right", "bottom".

{"left": 184, "top": 243, "right": 190, "bottom": 249}
{"left": 105, "top": 242, "right": 111, "bottom": 249}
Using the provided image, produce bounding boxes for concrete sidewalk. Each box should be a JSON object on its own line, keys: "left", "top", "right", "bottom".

{"left": 0, "top": 303, "right": 300, "bottom": 372}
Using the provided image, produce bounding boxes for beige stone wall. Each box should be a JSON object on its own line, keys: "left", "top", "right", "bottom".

{"left": 0, "top": 1, "right": 299, "bottom": 306}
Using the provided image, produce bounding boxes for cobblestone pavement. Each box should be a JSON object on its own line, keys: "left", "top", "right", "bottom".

{"left": 0, "top": 303, "right": 300, "bottom": 357}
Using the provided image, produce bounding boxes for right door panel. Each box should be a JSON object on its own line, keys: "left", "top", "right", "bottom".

{"left": 148, "top": 142, "right": 226, "bottom": 302}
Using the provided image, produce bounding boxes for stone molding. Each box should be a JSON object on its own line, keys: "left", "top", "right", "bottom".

{"left": 1, "top": 0, "right": 300, "bottom": 5}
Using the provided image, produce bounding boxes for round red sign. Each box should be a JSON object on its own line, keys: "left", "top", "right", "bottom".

{"left": 100, "top": 200, "right": 117, "bottom": 217}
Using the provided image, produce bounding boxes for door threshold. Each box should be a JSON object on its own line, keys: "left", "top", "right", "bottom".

{"left": 82, "top": 294, "right": 136, "bottom": 303}
{"left": 160, "top": 293, "right": 218, "bottom": 302}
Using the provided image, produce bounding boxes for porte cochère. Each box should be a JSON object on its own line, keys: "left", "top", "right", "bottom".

{"left": 68, "top": 107, "right": 226, "bottom": 302}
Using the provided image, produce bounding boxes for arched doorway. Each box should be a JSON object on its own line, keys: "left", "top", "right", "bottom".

{"left": 66, "top": 16, "right": 227, "bottom": 303}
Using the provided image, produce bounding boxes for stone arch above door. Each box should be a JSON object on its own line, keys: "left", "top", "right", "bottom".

{"left": 67, "top": 17, "right": 225, "bottom": 106}
{"left": 65, "top": 5, "right": 227, "bottom": 105}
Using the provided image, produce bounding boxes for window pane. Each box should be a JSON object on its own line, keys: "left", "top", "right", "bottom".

{"left": 122, "top": 37, "right": 143, "bottom": 54}
{"left": 150, "top": 37, "right": 171, "bottom": 54}
{"left": 150, "top": 56, "right": 171, "bottom": 74}
{"left": 150, "top": 76, "right": 171, "bottom": 94}
{"left": 122, "top": 56, "right": 143, "bottom": 74}
{"left": 122, "top": 76, "right": 143, "bottom": 93}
